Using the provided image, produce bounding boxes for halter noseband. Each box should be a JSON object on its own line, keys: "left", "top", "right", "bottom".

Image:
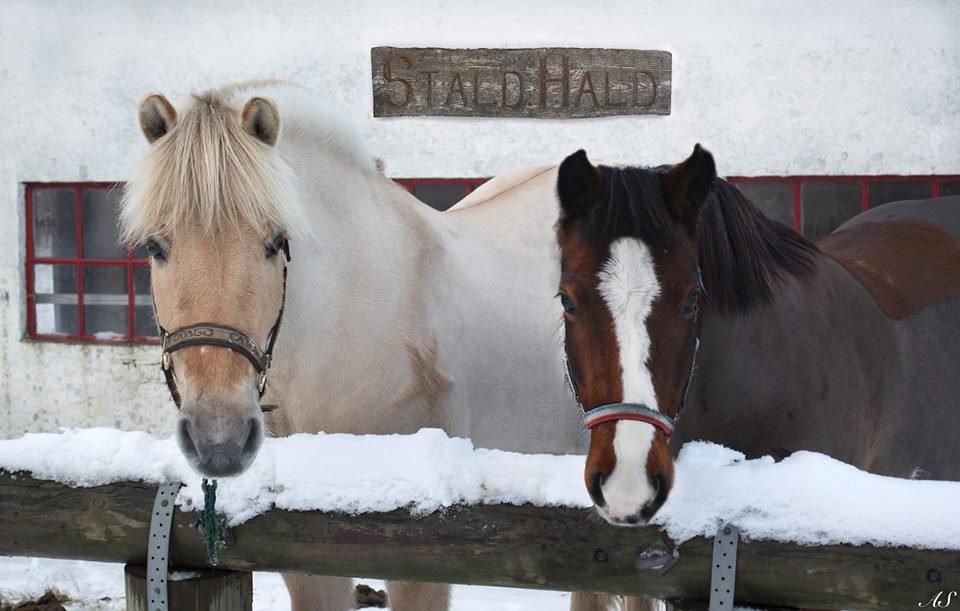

{"left": 155, "top": 242, "right": 290, "bottom": 411}
{"left": 564, "top": 270, "right": 704, "bottom": 438}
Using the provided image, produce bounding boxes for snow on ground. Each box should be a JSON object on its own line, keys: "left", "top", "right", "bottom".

{"left": 0, "top": 556, "right": 571, "bottom": 610}
{"left": 1, "top": 428, "right": 959, "bottom": 551}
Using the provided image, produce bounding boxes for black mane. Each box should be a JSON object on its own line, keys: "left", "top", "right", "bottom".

{"left": 698, "top": 179, "right": 818, "bottom": 314}
{"left": 583, "top": 165, "right": 819, "bottom": 315}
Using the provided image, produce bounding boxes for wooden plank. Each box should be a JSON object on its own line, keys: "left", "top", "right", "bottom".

{"left": 124, "top": 564, "right": 252, "bottom": 611}
{"left": 371, "top": 47, "right": 671, "bottom": 119}
{"left": 0, "top": 470, "right": 956, "bottom": 609}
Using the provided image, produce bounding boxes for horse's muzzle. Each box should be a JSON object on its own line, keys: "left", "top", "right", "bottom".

{"left": 177, "top": 410, "right": 263, "bottom": 477}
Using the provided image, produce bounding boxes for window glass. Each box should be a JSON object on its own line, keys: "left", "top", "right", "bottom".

{"left": 940, "top": 180, "right": 960, "bottom": 197}
{"left": 413, "top": 184, "right": 469, "bottom": 211}
{"left": 33, "top": 264, "right": 78, "bottom": 335}
{"left": 134, "top": 264, "right": 157, "bottom": 337}
{"left": 82, "top": 188, "right": 126, "bottom": 259}
{"left": 801, "top": 181, "right": 861, "bottom": 241}
{"left": 83, "top": 265, "right": 128, "bottom": 338}
{"left": 869, "top": 181, "right": 931, "bottom": 207}
{"left": 32, "top": 188, "right": 76, "bottom": 258}
{"left": 732, "top": 182, "right": 794, "bottom": 228}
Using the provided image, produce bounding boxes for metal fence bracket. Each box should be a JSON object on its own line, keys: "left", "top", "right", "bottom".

{"left": 146, "top": 482, "right": 181, "bottom": 611}
{"left": 635, "top": 538, "right": 680, "bottom": 576}
{"left": 708, "top": 524, "right": 740, "bottom": 611}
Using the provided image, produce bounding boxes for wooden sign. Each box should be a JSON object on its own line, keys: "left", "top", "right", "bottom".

{"left": 371, "top": 47, "right": 671, "bottom": 119}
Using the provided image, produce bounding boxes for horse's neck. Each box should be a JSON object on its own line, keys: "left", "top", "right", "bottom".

{"left": 684, "top": 254, "right": 895, "bottom": 460}
{"left": 294, "top": 166, "right": 437, "bottom": 338}
{"left": 270, "top": 161, "right": 449, "bottom": 430}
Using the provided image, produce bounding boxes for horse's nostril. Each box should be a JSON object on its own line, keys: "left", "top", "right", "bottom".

{"left": 641, "top": 472, "right": 669, "bottom": 521}
{"left": 177, "top": 418, "right": 199, "bottom": 461}
{"left": 240, "top": 417, "right": 262, "bottom": 462}
{"left": 588, "top": 470, "right": 608, "bottom": 507}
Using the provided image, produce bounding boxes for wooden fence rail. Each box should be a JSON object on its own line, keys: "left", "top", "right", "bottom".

{"left": 0, "top": 470, "right": 956, "bottom": 609}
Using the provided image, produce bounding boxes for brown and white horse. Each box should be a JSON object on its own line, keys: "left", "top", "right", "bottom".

{"left": 124, "top": 81, "right": 646, "bottom": 610}
{"left": 555, "top": 145, "right": 960, "bottom": 525}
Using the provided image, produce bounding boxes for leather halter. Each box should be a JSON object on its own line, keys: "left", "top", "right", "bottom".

{"left": 155, "top": 242, "right": 290, "bottom": 411}
{"left": 564, "top": 270, "right": 704, "bottom": 438}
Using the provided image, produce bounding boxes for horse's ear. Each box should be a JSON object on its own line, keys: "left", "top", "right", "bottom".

{"left": 662, "top": 144, "right": 717, "bottom": 235}
{"left": 138, "top": 94, "right": 177, "bottom": 144}
{"left": 241, "top": 97, "right": 281, "bottom": 147}
{"left": 557, "top": 150, "right": 604, "bottom": 220}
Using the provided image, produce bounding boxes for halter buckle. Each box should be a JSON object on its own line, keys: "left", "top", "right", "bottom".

{"left": 161, "top": 350, "right": 171, "bottom": 371}
{"left": 258, "top": 371, "right": 267, "bottom": 394}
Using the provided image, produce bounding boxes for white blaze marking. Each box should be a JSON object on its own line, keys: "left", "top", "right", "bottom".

{"left": 596, "top": 237, "right": 661, "bottom": 520}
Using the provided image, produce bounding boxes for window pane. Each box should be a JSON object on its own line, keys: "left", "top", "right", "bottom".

{"left": 869, "top": 181, "right": 931, "bottom": 207}
{"left": 940, "top": 180, "right": 960, "bottom": 197}
{"left": 83, "top": 265, "right": 128, "bottom": 338}
{"left": 82, "top": 188, "right": 126, "bottom": 259}
{"left": 801, "top": 181, "right": 861, "bottom": 242}
{"left": 33, "top": 264, "right": 78, "bottom": 335}
{"left": 413, "top": 183, "right": 469, "bottom": 211}
{"left": 732, "top": 181, "right": 794, "bottom": 228}
{"left": 32, "top": 188, "right": 76, "bottom": 258}
{"left": 134, "top": 264, "right": 157, "bottom": 337}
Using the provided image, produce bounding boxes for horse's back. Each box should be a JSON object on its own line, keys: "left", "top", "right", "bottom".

{"left": 837, "top": 195, "right": 960, "bottom": 242}
{"left": 447, "top": 165, "right": 554, "bottom": 212}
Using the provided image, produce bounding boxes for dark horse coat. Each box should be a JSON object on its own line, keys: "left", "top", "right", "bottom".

{"left": 677, "top": 195, "right": 960, "bottom": 480}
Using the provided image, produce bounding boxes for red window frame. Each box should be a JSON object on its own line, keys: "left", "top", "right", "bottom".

{"left": 25, "top": 182, "right": 156, "bottom": 345}
{"left": 727, "top": 175, "right": 960, "bottom": 233}
{"left": 25, "top": 175, "right": 958, "bottom": 344}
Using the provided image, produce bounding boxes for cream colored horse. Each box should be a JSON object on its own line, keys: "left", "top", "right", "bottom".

{"left": 123, "top": 81, "right": 643, "bottom": 611}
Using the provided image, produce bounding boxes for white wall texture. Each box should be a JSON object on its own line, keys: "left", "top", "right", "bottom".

{"left": 0, "top": 0, "right": 958, "bottom": 438}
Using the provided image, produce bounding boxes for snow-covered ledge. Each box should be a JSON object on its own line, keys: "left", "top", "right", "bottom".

{"left": 0, "top": 427, "right": 958, "bottom": 550}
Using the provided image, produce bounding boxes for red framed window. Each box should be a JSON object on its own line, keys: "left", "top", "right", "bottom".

{"left": 25, "top": 183, "right": 156, "bottom": 344}
{"left": 25, "top": 175, "right": 958, "bottom": 344}
{"left": 727, "top": 175, "right": 960, "bottom": 241}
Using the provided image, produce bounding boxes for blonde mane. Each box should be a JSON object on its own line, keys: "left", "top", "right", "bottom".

{"left": 122, "top": 86, "right": 321, "bottom": 243}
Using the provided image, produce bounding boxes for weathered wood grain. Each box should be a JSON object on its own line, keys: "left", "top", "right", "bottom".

{"left": 371, "top": 47, "right": 671, "bottom": 118}
{"left": 0, "top": 470, "right": 955, "bottom": 609}
{"left": 124, "top": 564, "right": 252, "bottom": 611}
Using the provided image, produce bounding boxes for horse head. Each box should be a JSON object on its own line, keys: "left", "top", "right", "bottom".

{"left": 123, "top": 91, "right": 299, "bottom": 477}
{"left": 555, "top": 145, "right": 716, "bottom": 524}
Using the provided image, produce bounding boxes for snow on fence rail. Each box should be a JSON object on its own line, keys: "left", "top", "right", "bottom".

{"left": 1, "top": 428, "right": 959, "bottom": 608}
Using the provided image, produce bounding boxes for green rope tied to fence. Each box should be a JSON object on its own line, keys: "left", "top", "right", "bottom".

{"left": 194, "top": 478, "right": 227, "bottom": 566}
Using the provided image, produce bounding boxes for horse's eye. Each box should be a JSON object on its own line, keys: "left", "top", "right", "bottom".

{"left": 266, "top": 234, "right": 286, "bottom": 259}
{"left": 144, "top": 238, "right": 166, "bottom": 262}
{"left": 679, "top": 289, "right": 701, "bottom": 318}
{"left": 559, "top": 292, "right": 578, "bottom": 315}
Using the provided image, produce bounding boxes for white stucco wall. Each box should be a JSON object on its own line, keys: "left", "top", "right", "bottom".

{"left": 0, "top": 0, "right": 958, "bottom": 438}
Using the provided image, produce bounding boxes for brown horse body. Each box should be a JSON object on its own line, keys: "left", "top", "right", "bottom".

{"left": 679, "top": 196, "right": 960, "bottom": 480}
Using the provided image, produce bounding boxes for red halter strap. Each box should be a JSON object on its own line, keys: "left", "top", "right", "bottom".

{"left": 580, "top": 403, "right": 676, "bottom": 437}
